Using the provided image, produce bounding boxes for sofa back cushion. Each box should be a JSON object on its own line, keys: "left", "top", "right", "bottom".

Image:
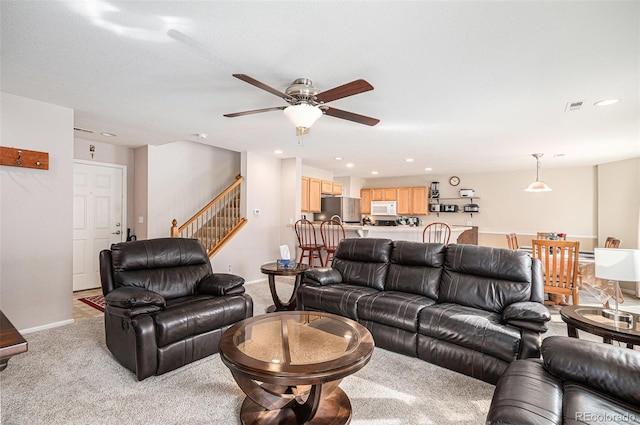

{"left": 332, "top": 238, "right": 392, "bottom": 291}
{"left": 440, "top": 244, "right": 534, "bottom": 313}
{"left": 110, "top": 238, "right": 212, "bottom": 299}
{"left": 385, "top": 241, "right": 446, "bottom": 299}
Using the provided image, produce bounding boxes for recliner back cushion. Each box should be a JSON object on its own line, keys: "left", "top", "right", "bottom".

{"left": 440, "top": 244, "right": 533, "bottom": 313}
{"left": 385, "top": 241, "right": 445, "bottom": 298}
{"left": 332, "top": 238, "right": 392, "bottom": 290}
{"left": 111, "top": 238, "right": 212, "bottom": 299}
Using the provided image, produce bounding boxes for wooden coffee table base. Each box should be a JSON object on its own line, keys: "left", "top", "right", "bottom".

{"left": 239, "top": 387, "right": 351, "bottom": 425}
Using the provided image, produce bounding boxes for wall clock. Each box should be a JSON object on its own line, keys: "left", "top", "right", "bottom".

{"left": 449, "top": 176, "right": 460, "bottom": 186}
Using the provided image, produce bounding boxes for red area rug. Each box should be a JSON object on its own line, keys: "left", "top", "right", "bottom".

{"left": 78, "top": 295, "right": 105, "bottom": 312}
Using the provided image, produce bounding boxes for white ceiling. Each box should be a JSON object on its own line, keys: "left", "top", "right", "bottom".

{"left": 1, "top": 1, "right": 638, "bottom": 178}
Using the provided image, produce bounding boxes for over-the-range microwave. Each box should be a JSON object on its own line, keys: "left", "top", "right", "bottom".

{"left": 371, "top": 200, "right": 397, "bottom": 216}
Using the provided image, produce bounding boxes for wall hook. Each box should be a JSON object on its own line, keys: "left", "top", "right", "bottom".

{"left": 16, "top": 150, "right": 22, "bottom": 165}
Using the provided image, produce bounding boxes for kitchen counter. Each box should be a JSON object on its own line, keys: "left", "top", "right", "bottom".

{"left": 305, "top": 223, "right": 473, "bottom": 243}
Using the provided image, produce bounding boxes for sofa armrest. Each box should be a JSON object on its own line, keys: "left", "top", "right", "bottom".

{"left": 197, "top": 273, "right": 245, "bottom": 296}
{"left": 542, "top": 336, "right": 640, "bottom": 408}
{"left": 503, "top": 301, "right": 550, "bottom": 331}
{"left": 303, "top": 268, "right": 343, "bottom": 286}
{"left": 105, "top": 286, "right": 166, "bottom": 312}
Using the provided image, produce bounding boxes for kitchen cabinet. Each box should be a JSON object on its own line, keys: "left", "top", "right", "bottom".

{"left": 309, "top": 178, "right": 321, "bottom": 212}
{"left": 321, "top": 179, "right": 343, "bottom": 196}
{"left": 385, "top": 186, "right": 427, "bottom": 215}
{"left": 301, "top": 176, "right": 322, "bottom": 213}
{"left": 361, "top": 189, "right": 371, "bottom": 214}
{"left": 371, "top": 188, "right": 397, "bottom": 201}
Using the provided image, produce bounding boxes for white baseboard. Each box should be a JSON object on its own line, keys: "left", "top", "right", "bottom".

{"left": 21, "top": 319, "right": 75, "bottom": 334}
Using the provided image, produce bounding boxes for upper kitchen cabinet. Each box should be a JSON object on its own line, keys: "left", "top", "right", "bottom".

{"left": 321, "top": 180, "right": 343, "bottom": 196}
{"left": 301, "top": 176, "right": 322, "bottom": 212}
{"left": 397, "top": 186, "right": 428, "bottom": 215}
{"left": 371, "top": 188, "right": 397, "bottom": 201}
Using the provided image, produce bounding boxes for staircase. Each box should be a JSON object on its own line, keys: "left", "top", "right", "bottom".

{"left": 171, "top": 175, "right": 247, "bottom": 257}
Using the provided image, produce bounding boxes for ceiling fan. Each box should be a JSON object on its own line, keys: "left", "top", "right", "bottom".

{"left": 223, "top": 74, "right": 380, "bottom": 135}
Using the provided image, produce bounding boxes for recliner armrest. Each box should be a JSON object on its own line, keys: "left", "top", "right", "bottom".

{"left": 303, "top": 268, "right": 343, "bottom": 286}
{"left": 542, "top": 336, "right": 640, "bottom": 408}
{"left": 197, "top": 273, "right": 245, "bottom": 296}
{"left": 503, "top": 301, "right": 550, "bottom": 331}
{"left": 105, "top": 286, "right": 166, "bottom": 310}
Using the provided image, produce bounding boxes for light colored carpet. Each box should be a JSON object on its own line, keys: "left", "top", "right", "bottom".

{"left": 1, "top": 280, "right": 629, "bottom": 425}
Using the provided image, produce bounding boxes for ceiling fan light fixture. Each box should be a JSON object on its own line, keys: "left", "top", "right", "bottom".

{"left": 283, "top": 103, "right": 322, "bottom": 131}
{"left": 524, "top": 153, "right": 552, "bottom": 192}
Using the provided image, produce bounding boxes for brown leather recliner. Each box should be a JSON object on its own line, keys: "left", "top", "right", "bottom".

{"left": 99, "top": 238, "right": 253, "bottom": 380}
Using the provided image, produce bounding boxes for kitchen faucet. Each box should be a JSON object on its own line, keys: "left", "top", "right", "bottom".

{"left": 330, "top": 215, "right": 342, "bottom": 224}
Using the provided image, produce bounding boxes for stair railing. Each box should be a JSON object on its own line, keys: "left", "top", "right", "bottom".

{"left": 171, "top": 175, "right": 247, "bottom": 257}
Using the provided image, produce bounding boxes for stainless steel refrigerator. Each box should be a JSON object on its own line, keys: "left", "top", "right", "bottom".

{"left": 316, "top": 197, "right": 362, "bottom": 223}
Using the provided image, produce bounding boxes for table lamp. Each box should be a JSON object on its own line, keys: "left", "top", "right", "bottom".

{"left": 594, "top": 248, "right": 640, "bottom": 327}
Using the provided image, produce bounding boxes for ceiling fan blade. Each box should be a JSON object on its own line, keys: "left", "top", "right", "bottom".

{"left": 232, "top": 74, "right": 295, "bottom": 101}
{"left": 323, "top": 107, "right": 380, "bottom": 126}
{"left": 315, "top": 79, "right": 374, "bottom": 103}
{"left": 224, "top": 106, "right": 286, "bottom": 118}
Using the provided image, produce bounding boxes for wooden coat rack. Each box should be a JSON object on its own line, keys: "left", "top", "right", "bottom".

{"left": 0, "top": 146, "right": 49, "bottom": 170}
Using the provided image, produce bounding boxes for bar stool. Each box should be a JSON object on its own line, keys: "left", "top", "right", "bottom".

{"left": 320, "top": 219, "right": 345, "bottom": 266}
{"left": 294, "top": 219, "right": 324, "bottom": 267}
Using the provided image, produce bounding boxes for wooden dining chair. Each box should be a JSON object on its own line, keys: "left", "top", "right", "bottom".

{"left": 423, "top": 222, "right": 451, "bottom": 244}
{"left": 604, "top": 237, "right": 621, "bottom": 248}
{"left": 294, "top": 219, "right": 324, "bottom": 267}
{"left": 536, "top": 232, "right": 567, "bottom": 240}
{"left": 320, "top": 219, "right": 346, "bottom": 266}
{"left": 505, "top": 233, "right": 519, "bottom": 250}
{"left": 531, "top": 239, "right": 580, "bottom": 305}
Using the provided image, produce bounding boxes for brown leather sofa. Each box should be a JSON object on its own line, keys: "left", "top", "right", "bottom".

{"left": 297, "top": 238, "right": 550, "bottom": 384}
{"left": 487, "top": 336, "right": 640, "bottom": 424}
{"left": 99, "top": 238, "right": 253, "bottom": 380}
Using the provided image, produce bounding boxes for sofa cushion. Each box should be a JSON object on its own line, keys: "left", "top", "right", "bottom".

{"left": 440, "top": 244, "right": 533, "bottom": 313}
{"left": 332, "top": 238, "right": 392, "bottom": 290}
{"left": 358, "top": 291, "right": 435, "bottom": 332}
{"left": 155, "top": 294, "right": 250, "bottom": 347}
{"left": 562, "top": 383, "right": 640, "bottom": 424}
{"left": 111, "top": 238, "right": 212, "bottom": 299}
{"left": 385, "top": 241, "right": 446, "bottom": 298}
{"left": 418, "top": 303, "right": 522, "bottom": 362}
{"left": 296, "top": 283, "right": 379, "bottom": 320}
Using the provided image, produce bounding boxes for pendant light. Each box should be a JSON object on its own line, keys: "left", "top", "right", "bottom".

{"left": 524, "top": 153, "right": 552, "bottom": 192}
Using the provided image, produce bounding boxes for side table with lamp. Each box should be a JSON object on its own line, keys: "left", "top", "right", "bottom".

{"left": 560, "top": 248, "right": 640, "bottom": 348}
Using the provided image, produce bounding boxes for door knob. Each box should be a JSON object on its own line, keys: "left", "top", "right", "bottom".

{"left": 112, "top": 230, "right": 122, "bottom": 235}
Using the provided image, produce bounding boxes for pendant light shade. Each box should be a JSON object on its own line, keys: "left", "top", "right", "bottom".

{"left": 283, "top": 103, "right": 322, "bottom": 132}
{"left": 524, "top": 153, "right": 552, "bottom": 192}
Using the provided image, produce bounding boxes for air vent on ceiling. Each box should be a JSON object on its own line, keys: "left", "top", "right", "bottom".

{"left": 73, "top": 127, "right": 94, "bottom": 133}
{"left": 564, "top": 101, "right": 584, "bottom": 112}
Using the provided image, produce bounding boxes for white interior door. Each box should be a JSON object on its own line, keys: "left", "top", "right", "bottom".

{"left": 73, "top": 162, "right": 126, "bottom": 291}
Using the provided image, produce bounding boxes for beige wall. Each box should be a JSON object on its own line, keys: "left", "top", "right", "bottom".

{"left": 145, "top": 141, "right": 240, "bottom": 238}
{"left": 364, "top": 166, "right": 598, "bottom": 250}
{"left": 1, "top": 92, "right": 74, "bottom": 331}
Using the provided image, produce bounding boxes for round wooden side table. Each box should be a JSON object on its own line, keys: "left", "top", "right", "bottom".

{"left": 560, "top": 305, "right": 640, "bottom": 349}
{"left": 260, "top": 262, "right": 310, "bottom": 312}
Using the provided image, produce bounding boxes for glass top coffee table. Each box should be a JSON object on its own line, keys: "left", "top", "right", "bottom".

{"left": 219, "top": 311, "right": 374, "bottom": 424}
{"left": 560, "top": 305, "right": 640, "bottom": 348}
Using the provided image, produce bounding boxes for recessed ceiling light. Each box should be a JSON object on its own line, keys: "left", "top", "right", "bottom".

{"left": 405, "top": 158, "right": 414, "bottom": 162}
{"left": 100, "top": 132, "right": 116, "bottom": 137}
{"left": 594, "top": 98, "right": 620, "bottom": 107}
{"left": 274, "top": 149, "right": 283, "bottom": 154}
{"left": 371, "top": 171, "right": 379, "bottom": 175}
{"left": 346, "top": 163, "right": 354, "bottom": 168}
{"left": 334, "top": 157, "right": 343, "bottom": 160}
{"left": 424, "top": 167, "right": 433, "bottom": 171}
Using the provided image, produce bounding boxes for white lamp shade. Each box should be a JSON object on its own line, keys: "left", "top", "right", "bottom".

{"left": 594, "top": 248, "right": 640, "bottom": 281}
{"left": 283, "top": 104, "right": 322, "bottom": 129}
{"left": 524, "top": 181, "right": 552, "bottom": 192}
